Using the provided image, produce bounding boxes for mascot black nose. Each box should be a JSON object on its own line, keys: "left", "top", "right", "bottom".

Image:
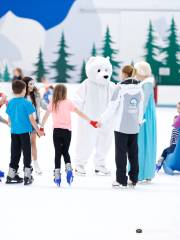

{"left": 104, "top": 75, "right": 109, "bottom": 79}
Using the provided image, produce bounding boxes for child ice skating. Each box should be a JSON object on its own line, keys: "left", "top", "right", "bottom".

{"left": 23, "top": 77, "right": 43, "bottom": 174}
{"left": 0, "top": 91, "right": 8, "bottom": 182}
{"left": 100, "top": 65, "right": 144, "bottom": 188}
{"left": 12, "top": 68, "right": 24, "bottom": 81}
{"left": 156, "top": 102, "right": 180, "bottom": 171}
{"left": 134, "top": 62, "right": 157, "bottom": 181}
{"left": 6, "top": 80, "right": 44, "bottom": 185}
{"left": 42, "top": 84, "right": 97, "bottom": 187}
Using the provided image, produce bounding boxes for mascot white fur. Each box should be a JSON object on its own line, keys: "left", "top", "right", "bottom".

{"left": 73, "top": 56, "right": 115, "bottom": 176}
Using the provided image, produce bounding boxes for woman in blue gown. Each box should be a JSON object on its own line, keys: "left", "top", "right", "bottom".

{"left": 134, "top": 62, "right": 157, "bottom": 181}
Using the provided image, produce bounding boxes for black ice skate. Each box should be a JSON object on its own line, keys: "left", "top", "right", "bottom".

{"left": 128, "top": 181, "right": 137, "bottom": 188}
{"left": 24, "top": 167, "right": 34, "bottom": 185}
{"left": 6, "top": 168, "right": 23, "bottom": 184}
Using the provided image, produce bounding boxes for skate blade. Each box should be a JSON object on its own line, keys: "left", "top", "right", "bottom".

{"left": 54, "top": 179, "right": 61, "bottom": 187}
{"left": 6, "top": 180, "right": 23, "bottom": 184}
{"left": 24, "top": 177, "right": 34, "bottom": 186}
{"left": 67, "top": 177, "right": 74, "bottom": 185}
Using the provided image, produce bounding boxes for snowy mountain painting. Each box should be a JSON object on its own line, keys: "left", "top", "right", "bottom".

{"left": 0, "top": 0, "right": 180, "bottom": 84}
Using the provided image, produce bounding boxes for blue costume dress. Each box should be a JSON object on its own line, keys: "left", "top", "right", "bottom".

{"left": 138, "top": 78, "right": 157, "bottom": 181}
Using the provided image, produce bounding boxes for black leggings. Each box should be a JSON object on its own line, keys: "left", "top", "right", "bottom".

{"left": 53, "top": 128, "right": 71, "bottom": 169}
{"left": 161, "top": 144, "right": 176, "bottom": 160}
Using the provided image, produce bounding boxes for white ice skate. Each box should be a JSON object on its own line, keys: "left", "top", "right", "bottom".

{"left": 75, "top": 165, "right": 86, "bottom": 176}
{"left": 95, "top": 165, "right": 111, "bottom": 176}
{"left": 112, "top": 181, "right": 127, "bottom": 189}
{"left": 33, "top": 160, "right": 42, "bottom": 175}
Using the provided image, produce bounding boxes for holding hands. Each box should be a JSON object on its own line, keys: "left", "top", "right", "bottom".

{"left": 89, "top": 120, "right": 101, "bottom": 128}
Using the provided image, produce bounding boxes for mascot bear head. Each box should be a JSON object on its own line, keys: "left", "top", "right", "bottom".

{"left": 86, "top": 56, "right": 112, "bottom": 85}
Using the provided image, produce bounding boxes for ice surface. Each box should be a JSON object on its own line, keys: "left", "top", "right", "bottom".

{"left": 0, "top": 84, "right": 179, "bottom": 240}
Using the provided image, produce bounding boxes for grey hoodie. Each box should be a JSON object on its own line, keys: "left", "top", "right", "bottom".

{"left": 101, "top": 79, "right": 144, "bottom": 134}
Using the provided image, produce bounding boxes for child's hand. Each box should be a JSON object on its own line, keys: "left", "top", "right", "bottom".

{"left": 0, "top": 94, "right": 7, "bottom": 107}
{"left": 37, "top": 129, "right": 44, "bottom": 137}
{"left": 40, "top": 127, "right": 45, "bottom": 136}
{"left": 96, "top": 122, "right": 102, "bottom": 128}
{"left": 89, "top": 120, "right": 98, "bottom": 128}
{"left": 139, "top": 119, "right": 146, "bottom": 126}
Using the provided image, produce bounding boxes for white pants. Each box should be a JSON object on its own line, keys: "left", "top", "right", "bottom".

{"left": 74, "top": 119, "right": 113, "bottom": 169}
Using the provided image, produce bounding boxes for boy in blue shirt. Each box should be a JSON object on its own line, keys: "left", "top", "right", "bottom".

{"left": 6, "top": 80, "right": 43, "bottom": 185}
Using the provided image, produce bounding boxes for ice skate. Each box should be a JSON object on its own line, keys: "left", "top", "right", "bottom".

{"left": 156, "top": 157, "right": 164, "bottom": 172}
{"left": 75, "top": 165, "right": 86, "bottom": 176}
{"left": 65, "top": 163, "right": 74, "bottom": 185}
{"left": 112, "top": 181, "right": 127, "bottom": 189}
{"left": 6, "top": 168, "right": 23, "bottom": 184}
{"left": 0, "top": 170, "right": 4, "bottom": 182}
{"left": 24, "top": 167, "right": 34, "bottom": 185}
{"left": 95, "top": 165, "right": 111, "bottom": 176}
{"left": 128, "top": 181, "right": 137, "bottom": 188}
{"left": 33, "top": 160, "right": 42, "bottom": 175}
{"left": 54, "top": 169, "right": 61, "bottom": 187}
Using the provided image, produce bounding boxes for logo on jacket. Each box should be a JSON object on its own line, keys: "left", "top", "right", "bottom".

{"left": 130, "top": 98, "right": 138, "bottom": 107}
{"left": 128, "top": 97, "right": 138, "bottom": 113}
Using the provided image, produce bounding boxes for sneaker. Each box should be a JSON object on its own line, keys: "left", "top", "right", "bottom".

{"left": 65, "top": 163, "right": 74, "bottom": 185}
{"left": 33, "top": 160, "right": 42, "bottom": 175}
{"left": 75, "top": 165, "right": 86, "bottom": 176}
{"left": 95, "top": 165, "right": 111, "bottom": 176}
{"left": 112, "top": 181, "right": 127, "bottom": 189}
{"left": 54, "top": 169, "right": 61, "bottom": 187}
{"left": 24, "top": 167, "right": 34, "bottom": 185}
{"left": 6, "top": 168, "right": 23, "bottom": 184}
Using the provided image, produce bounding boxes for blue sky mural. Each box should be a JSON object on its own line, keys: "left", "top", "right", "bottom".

{"left": 0, "top": 0, "right": 75, "bottom": 30}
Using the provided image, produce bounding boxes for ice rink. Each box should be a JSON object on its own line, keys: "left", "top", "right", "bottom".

{"left": 0, "top": 84, "right": 180, "bottom": 240}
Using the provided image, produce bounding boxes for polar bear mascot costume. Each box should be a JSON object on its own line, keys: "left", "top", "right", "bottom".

{"left": 73, "top": 56, "right": 115, "bottom": 176}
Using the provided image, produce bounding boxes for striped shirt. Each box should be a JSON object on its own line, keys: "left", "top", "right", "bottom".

{"left": 170, "top": 128, "right": 179, "bottom": 145}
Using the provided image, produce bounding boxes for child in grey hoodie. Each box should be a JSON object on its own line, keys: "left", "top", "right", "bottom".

{"left": 100, "top": 65, "right": 144, "bottom": 188}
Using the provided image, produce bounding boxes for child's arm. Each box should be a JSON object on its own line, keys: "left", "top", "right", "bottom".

{"left": 99, "top": 85, "right": 121, "bottom": 126}
{"left": 29, "top": 114, "right": 44, "bottom": 137}
{"left": 41, "top": 111, "right": 50, "bottom": 127}
{"left": 0, "top": 115, "right": 8, "bottom": 125}
{"left": 74, "top": 107, "right": 91, "bottom": 122}
{"left": 173, "top": 115, "right": 180, "bottom": 129}
{"left": 0, "top": 94, "right": 7, "bottom": 107}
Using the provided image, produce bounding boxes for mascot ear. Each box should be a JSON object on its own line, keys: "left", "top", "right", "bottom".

{"left": 106, "top": 56, "right": 110, "bottom": 61}
{"left": 88, "top": 57, "right": 96, "bottom": 65}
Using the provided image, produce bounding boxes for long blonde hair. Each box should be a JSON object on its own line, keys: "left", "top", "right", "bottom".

{"left": 52, "top": 84, "right": 67, "bottom": 111}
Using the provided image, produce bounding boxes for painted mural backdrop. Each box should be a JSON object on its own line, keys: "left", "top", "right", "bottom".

{"left": 0, "top": 0, "right": 180, "bottom": 85}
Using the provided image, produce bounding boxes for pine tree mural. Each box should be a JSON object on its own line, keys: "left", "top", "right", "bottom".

{"left": 161, "top": 18, "right": 180, "bottom": 85}
{"left": 91, "top": 43, "right": 97, "bottom": 56}
{"left": 144, "top": 21, "right": 161, "bottom": 83}
{"left": 51, "top": 31, "right": 75, "bottom": 83}
{"left": 102, "top": 26, "right": 121, "bottom": 83}
{"left": 3, "top": 65, "right": 11, "bottom": 82}
{"left": 33, "top": 48, "right": 48, "bottom": 82}
{"left": 79, "top": 59, "right": 86, "bottom": 83}
{"left": 0, "top": 72, "right": 2, "bottom": 82}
